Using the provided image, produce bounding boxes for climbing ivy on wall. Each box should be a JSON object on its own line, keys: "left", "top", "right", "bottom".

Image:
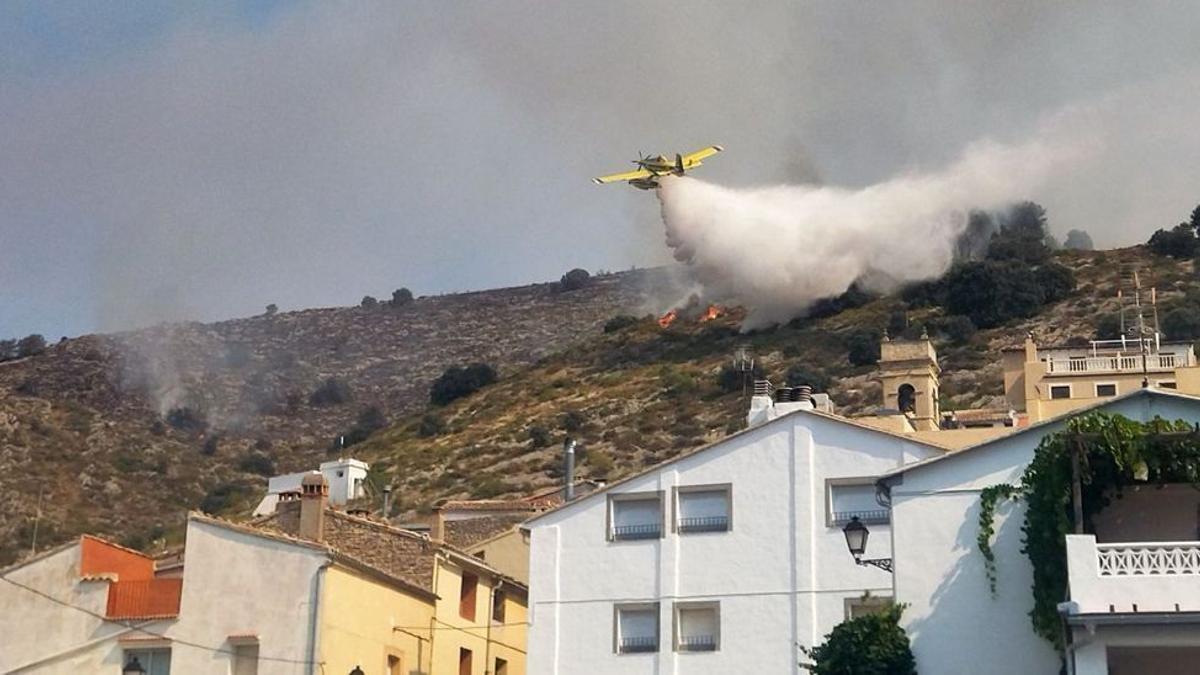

{"left": 976, "top": 413, "right": 1200, "bottom": 650}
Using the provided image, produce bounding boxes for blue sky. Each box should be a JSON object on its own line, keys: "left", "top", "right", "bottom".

{"left": 3, "top": 2, "right": 1200, "bottom": 339}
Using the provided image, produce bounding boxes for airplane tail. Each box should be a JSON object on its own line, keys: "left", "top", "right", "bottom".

{"left": 674, "top": 153, "right": 685, "bottom": 176}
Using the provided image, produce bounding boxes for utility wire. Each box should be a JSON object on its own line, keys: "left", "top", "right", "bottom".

{"left": 0, "top": 574, "right": 321, "bottom": 667}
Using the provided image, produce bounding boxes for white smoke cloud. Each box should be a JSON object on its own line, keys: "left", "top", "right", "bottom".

{"left": 656, "top": 127, "right": 1095, "bottom": 327}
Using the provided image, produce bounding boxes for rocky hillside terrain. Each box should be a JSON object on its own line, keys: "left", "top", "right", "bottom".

{"left": 0, "top": 271, "right": 655, "bottom": 564}
{"left": 1, "top": 246, "right": 1194, "bottom": 564}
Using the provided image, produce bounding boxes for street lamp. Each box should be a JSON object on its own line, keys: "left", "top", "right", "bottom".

{"left": 842, "top": 516, "right": 893, "bottom": 573}
{"left": 122, "top": 657, "right": 146, "bottom": 674}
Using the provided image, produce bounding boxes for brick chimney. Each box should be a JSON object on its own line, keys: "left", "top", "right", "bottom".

{"left": 299, "top": 472, "right": 328, "bottom": 543}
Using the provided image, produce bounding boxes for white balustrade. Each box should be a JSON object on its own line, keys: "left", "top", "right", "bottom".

{"left": 1097, "top": 541, "right": 1200, "bottom": 576}
{"left": 1044, "top": 353, "right": 1181, "bottom": 374}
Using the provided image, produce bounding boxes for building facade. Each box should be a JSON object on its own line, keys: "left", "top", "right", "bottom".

{"left": 525, "top": 406, "right": 942, "bottom": 674}
{"left": 881, "top": 388, "right": 1200, "bottom": 675}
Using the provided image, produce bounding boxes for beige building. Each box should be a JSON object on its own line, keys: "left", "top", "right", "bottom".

{"left": 1003, "top": 334, "right": 1198, "bottom": 422}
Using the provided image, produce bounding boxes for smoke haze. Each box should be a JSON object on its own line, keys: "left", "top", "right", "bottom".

{"left": 657, "top": 121, "right": 1094, "bottom": 326}
{"left": 3, "top": 3, "right": 1200, "bottom": 338}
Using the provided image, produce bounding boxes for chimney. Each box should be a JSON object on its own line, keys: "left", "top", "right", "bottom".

{"left": 299, "top": 472, "right": 328, "bottom": 543}
{"left": 563, "top": 438, "right": 577, "bottom": 502}
{"left": 381, "top": 485, "right": 392, "bottom": 519}
{"left": 795, "top": 384, "right": 814, "bottom": 409}
{"left": 430, "top": 506, "right": 445, "bottom": 543}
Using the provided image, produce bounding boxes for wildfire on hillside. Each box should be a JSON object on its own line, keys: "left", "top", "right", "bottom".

{"left": 699, "top": 304, "right": 724, "bottom": 322}
{"left": 657, "top": 310, "right": 678, "bottom": 328}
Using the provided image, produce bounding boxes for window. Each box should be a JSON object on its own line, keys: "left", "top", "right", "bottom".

{"left": 1050, "top": 385, "right": 1071, "bottom": 400}
{"left": 458, "top": 647, "right": 472, "bottom": 675}
{"left": 1095, "top": 383, "right": 1117, "bottom": 397}
{"left": 608, "top": 492, "right": 663, "bottom": 541}
{"left": 675, "top": 485, "right": 731, "bottom": 533}
{"left": 492, "top": 589, "right": 507, "bottom": 623}
{"left": 459, "top": 573, "right": 478, "bottom": 621}
{"left": 232, "top": 645, "right": 258, "bottom": 675}
{"left": 494, "top": 657, "right": 509, "bottom": 675}
{"left": 614, "top": 603, "right": 659, "bottom": 653}
{"left": 674, "top": 602, "right": 719, "bottom": 652}
{"left": 388, "top": 655, "right": 402, "bottom": 675}
{"left": 897, "top": 384, "right": 916, "bottom": 413}
{"left": 1160, "top": 380, "right": 1178, "bottom": 390}
{"left": 845, "top": 595, "right": 892, "bottom": 620}
{"left": 827, "top": 479, "right": 888, "bottom": 526}
{"left": 125, "top": 649, "right": 171, "bottom": 675}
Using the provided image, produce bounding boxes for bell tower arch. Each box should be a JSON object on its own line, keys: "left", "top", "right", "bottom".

{"left": 878, "top": 330, "right": 941, "bottom": 431}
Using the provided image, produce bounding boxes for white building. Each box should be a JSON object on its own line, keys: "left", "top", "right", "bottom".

{"left": 524, "top": 398, "right": 943, "bottom": 674}
{"left": 253, "top": 457, "right": 369, "bottom": 516}
{"left": 0, "top": 515, "right": 329, "bottom": 674}
{"left": 880, "top": 388, "right": 1200, "bottom": 675}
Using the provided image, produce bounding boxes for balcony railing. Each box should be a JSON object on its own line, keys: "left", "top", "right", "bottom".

{"left": 678, "top": 635, "right": 717, "bottom": 652}
{"left": 619, "top": 636, "right": 658, "bottom": 653}
{"left": 1043, "top": 353, "right": 1180, "bottom": 375}
{"left": 678, "top": 516, "right": 729, "bottom": 533}
{"left": 1097, "top": 541, "right": 1200, "bottom": 576}
{"left": 832, "top": 509, "right": 890, "bottom": 525}
{"left": 1065, "top": 535, "right": 1200, "bottom": 615}
{"left": 612, "top": 523, "right": 661, "bottom": 540}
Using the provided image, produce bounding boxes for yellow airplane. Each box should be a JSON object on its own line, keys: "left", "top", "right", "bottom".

{"left": 593, "top": 145, "right": 723, "bottom": 189}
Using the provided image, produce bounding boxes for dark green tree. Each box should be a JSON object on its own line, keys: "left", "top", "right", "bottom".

{"left": 943, "top": 261, "right": 1044, "bottom": 328}
{"left": 309, "top": 377, "right": 353, "bottom": 406}
{"left": 361, "top": 295, "right": 379, "bottom": 309}
{"left": 1162, "top": 305, "right": 1200, "bottom": 340}
{"left": 953, "top": 209, "right": 997, "bottom": 261}
{"left": 1034, "top": 262, "right": 1076, "bottom": 303}
{"left": 559, "top": 268, "right": 591, "bottom": 291}
{"left": 1063, "top": 229, "right": 1094, "bottom": 250}
{"left": 986, "top": 201, "right": 1052, "bottom": 264}
{"left": 846, "top": 331, "right": 881, "bottom": 367}
{"left": 392, "top": 288, "right": 414, "bottom": 306}
{"left": 16, "top": 334, "right": 46, "bottom": 358}
{"left": 430, "top": 363, "right": 498, "bottom": 405}
{"left": 1147, "top": 222, "right": 1198, "bottom": 259}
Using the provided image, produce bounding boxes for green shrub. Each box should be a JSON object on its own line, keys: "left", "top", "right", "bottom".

{"left": 936, "top": 315, "right": 976, "bottom": 345}
{"left": 338, "top": 406, "right": 388, "bottom": 448}
{"left": 392, "top": 288, "right": 414, "bottom": 306}
{"left": 559, "top": 268, "right": 591, "bottom": 291}
{"left": 1094, "top": 313, "right": 1123, "bottom": 340}
{"left": 199, "top": 483, "right": 247, "bottom": 514}
{"left": 239, "top": 452, "right": 276, "bottom": 476}
{"left": 603, "top": 314, "right": 640, "bottom": 333}
{"left": 429, "top": 363, "right": 498, "bottom": 405}
{"left": 528, "top": 425, "right": 552, "bottom": 449}
{"left": 585, "top": 449, "right": 615, "bottom": 478}
{"left": 361, "top": 295, "right": 378, "bottom": 309}
{"left": 560, "top": 409, "right": 586, "bottom": 432}
{"left": 1163, "top": 305, "right": 1200, "bottom": 340}
{"left": 785, "top": 364, "right": 832, "bottom": 391}
{"left": 417, "top": 413, "right": 445, "bottom": 437}
{"left": 716, "top": 361, "right": 765, "bottom": 392}
{"left": 846, "top": 331, "right": 880, "bottom": 367}
{"left": 800, "top": 604, "right": 915, "bottom": 675}
{"left": 1035, "top": 262, "right": 1076, "bottom": 303}
{"left": 309, "top": 378, "right": 353, "bottom": 407}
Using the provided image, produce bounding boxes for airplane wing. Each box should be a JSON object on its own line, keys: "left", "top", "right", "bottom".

{"left": 592, "top": 168, "right": 653, "bottom": 185}
{"left": 680, "top": 145, "right": 723, "bottom": 168}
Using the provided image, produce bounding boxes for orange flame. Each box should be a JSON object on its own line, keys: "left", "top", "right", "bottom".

{"left": 699, "top": 304, "right": 723, "bottom": 322}
{"left": 658, "top": 310, "right": 678, "bottom": 328}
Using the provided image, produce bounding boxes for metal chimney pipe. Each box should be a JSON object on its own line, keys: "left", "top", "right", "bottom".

{"left": 564, "top": 438, "right": 577, "bottom": 502}
{"left": 381, "top": 485, "right": 392, "bottom": 518}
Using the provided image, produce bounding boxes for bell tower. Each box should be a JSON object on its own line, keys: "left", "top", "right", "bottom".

{"left": 878, "top": 330, "right": 941, "bottom": 431}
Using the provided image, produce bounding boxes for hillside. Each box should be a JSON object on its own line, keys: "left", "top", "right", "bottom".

{"left": 1, "top": 247, "right": 1193, "bottom": 563}
{"left": 0, "top": 271, "right": 655, "bottom": 563}
{"left": 348, "top": 247, "right": 1196, "bottom": 514}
